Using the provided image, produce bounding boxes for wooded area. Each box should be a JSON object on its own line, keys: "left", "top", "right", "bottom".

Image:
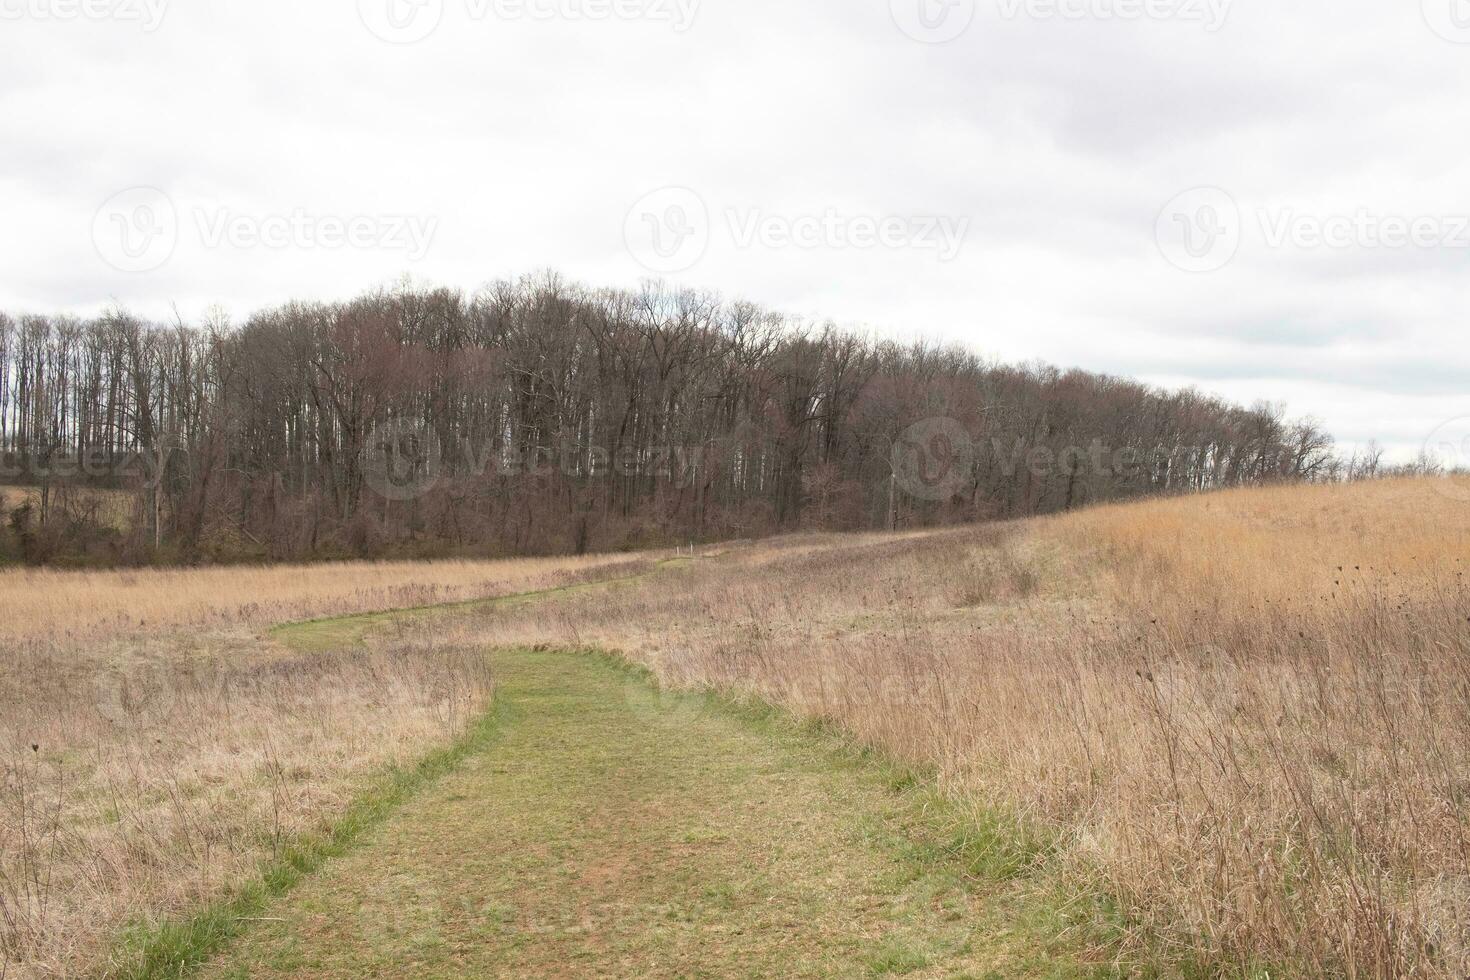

{"left": 0, "top": 274, "right": 1347, "bottom": 565}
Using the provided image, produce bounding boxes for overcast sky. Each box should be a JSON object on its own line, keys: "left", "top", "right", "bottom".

{"left": 2, "top": 0, "right": 1468, "bottom": 460}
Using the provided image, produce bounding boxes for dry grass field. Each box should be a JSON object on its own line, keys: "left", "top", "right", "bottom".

{"left": 0, "top": 551, "right": 660, "bottom": 977}
{"left": 474, "top": 476, "right": 1470, "bottom": 977}
{"left": 3, "top": 476, "right": 1468, "bottom": 977}
{"left": 0, "top": 552, "right": 644, "bottom": 645}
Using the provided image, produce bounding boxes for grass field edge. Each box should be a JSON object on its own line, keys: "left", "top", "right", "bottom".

{"left": 102, "top": 685, "right": 518, "bottom": 980}
{"left": 574, "top": 645, "right": 1265, "bottom": 980}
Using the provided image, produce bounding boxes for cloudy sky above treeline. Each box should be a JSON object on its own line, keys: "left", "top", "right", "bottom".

{"left": 3, "top": 0, "right": 1468, "bottom": 459}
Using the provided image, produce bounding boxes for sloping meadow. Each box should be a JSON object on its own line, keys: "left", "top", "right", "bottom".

{"left": 479, "top": 478, "right": 1470, "bottom": 977}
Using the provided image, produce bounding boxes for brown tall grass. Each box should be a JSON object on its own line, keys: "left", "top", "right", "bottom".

{"left": 0, "top": 551, "right": 638, "bottom": 645}
{"left": 476, "top": 477, "right": 1470, "bottom": 977}
{"left": 0, "top": 550, "right": 647, "bottom": 978}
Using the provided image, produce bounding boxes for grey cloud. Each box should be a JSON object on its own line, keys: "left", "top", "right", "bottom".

{"left": 0, "top": 0, "right": 1466, "bottom": 462}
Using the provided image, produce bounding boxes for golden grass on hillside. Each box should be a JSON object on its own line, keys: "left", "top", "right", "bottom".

{"left": 474, "top": 477, "right": 1470, "bottom": 977}
{"left": 1043, "top": 478, "right": 1470, "bottom": 975}
{"left": 0, "top": 552, "right": 641, "bottom": 646}
{"left": 0, "top": 550, "right": 657, "bottom": 978}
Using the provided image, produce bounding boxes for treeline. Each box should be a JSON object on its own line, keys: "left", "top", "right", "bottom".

{"left": 0, "top": 274, "right": 1342, "bottom": 565}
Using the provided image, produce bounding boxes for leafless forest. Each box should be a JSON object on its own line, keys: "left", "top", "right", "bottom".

{"left": 0, "top": 275, "right": 1350, "bottom": 565}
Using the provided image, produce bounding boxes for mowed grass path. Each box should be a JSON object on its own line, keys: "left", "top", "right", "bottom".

{"left": 195, "top": 645, "right": 1098, "bottom": 978}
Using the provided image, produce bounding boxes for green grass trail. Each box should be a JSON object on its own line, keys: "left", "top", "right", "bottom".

{"left": 192, "top": 645, "right": 1105, "bottom": 978}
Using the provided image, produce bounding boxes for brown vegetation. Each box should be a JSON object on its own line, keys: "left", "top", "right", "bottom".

{"left": 0, "top": 551, "right": 640, "bottom": 645}
{"left": 477, "top": 476, "right": 1470, "bottom": 977}
{"left": 0, "top": 550, "right": 645, "bottom": 977}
